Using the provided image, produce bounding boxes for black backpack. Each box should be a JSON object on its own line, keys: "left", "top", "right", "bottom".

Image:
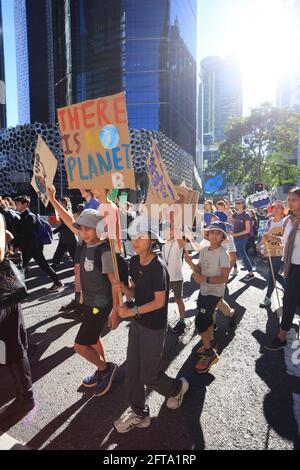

{"left": 94, "top": 241, "right": 129, "bottom": 286}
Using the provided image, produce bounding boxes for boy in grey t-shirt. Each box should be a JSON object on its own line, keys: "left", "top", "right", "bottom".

{"left": 185, "top": 222, "right": 230, "bottom": 374}
{"left": 47, "top": 186, "right": 120, "bottom": 398}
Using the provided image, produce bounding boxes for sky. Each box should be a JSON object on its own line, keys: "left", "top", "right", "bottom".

{"left": 198, "top": 0, "right": 300, "bottom": 115}
{"left": 2, "top": 0, "right": 300, "bottom": 126}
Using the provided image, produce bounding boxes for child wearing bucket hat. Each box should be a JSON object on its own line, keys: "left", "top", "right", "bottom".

{"left": 185, "top": 221, "right": 230, "bottom": 374}
{"left": 47, "top": 186, "right": 120, "bottom": 398}
{"left": 113, "top": 215, "right": 189, "bottom": 433}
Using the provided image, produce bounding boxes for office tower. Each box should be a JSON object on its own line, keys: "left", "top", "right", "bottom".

{"left": 201, "top": 55, "right": 242, "bottom": 167}
{"left": 14, "top": 0, "right": 198, "bottom": 157}
{"left": 0, "top": 0, "right": 7, "bottom": 128}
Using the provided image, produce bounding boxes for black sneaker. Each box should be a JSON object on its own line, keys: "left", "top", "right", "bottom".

{"left": 243, "top": 273, "right": 255, "bottom": 282}
{"left": 228, "top": 311, "right": 237, "bottom": 329}
{"left": 48, "top": 281, "right": 64, "bottom": 292}
{"left": 93, "top": 363, "right": 118, "bottom": 397}
{"left": 265, "top": 337, "right": 287, "bottom": 351}
{"left": 171, "top": 321, "right": 186, "bottom": 335}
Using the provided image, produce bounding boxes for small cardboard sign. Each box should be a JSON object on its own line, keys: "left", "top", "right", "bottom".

{"left": 31, "top": 136, "right": 58, "bottom": 207}
{"left": 57, "top": 92, "right": 135, "bottom": 190}
{"left": 143, "top": 141, "right": 178, "bottom": 217}
{"left": 264, "top": 226, "right": 284, "bottom": 257}
{"left": 173, "top": 184, "right": 199, "bottom": 221}
{"left": 249, "top": 190, "right": 270, "bottom": 209}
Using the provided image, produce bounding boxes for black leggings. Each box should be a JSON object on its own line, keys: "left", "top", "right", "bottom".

{"left": 53, "top": 242, "right": 77, "bottom": 264}
{"left": 0, "top": 303, "right": 28, "bottom": 364}
{"left": 281, "top": 264, "right": 300, "bottom": 332}
{"left": 22, "top": 247, "right": 58, "bottom": 283}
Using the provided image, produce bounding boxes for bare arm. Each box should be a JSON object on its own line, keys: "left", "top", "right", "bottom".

{"left": 114, "top": 280, "right": 135, "bottom": 301}
{"left": 107, "top": 272, "right": 120, "bottom": 330}
{"left": 117, "top": 291, "right": 166, "bottom": 318}
{"left": 193, "top": 266, "right": 230, "bottom": 285}
{"left": 47, "top": 186, "right": 78, "bottom": 236}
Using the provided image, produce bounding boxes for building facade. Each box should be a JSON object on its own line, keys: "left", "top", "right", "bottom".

{"left": 14, "top": 0, "right": 198, "bottom": 158}
{"left": 200, "top": 55, "right": 242, "bottom": 169}
{"left": 0, "top": 0, "right": 7, "bottom": 128}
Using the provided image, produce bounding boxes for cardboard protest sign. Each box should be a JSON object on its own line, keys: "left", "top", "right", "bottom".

{"left": 146, "top": 141, "right": 178, "bottom": 203}
{"left": 249, "top": 190, "right": 270, "bottom": 209}
{"left": 31, "top": 136, "right": 58, "bottom": 207}
{"left": 263, "top": 226, "right": 284, "bottom": 257}
{"left": 143, "top": 141, "right": 178, "bottom": 217}
{"left": 57, "top": 92, "right": 135, "bottom": 190}
{"left": 258, "top": 219, "right": 269, "bottom": 237}
{"left": 173, "top": 184, "right": 199, "bottom": 221}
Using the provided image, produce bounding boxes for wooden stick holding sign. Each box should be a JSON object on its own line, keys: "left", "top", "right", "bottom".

{"left": 265, "top": 240, "right": 282, "bottom": 317}
{"left": 109, "top": 238, "right": 123, "bottom": 307}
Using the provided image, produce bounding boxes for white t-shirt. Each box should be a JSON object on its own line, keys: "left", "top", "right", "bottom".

{"left": 199, "top": 234, "right": 236, "bottom": 253}
{"left": 162, "top": 239, "right": 183, "bottom": 282}
{"left": 198, "top": 246, "right": 230, "bottom": 297}
{"left": 266, "top": 217, "right": 287, "bottom": 230}
{"left": 283, "top": 217, "right": 300, "bottom": 265}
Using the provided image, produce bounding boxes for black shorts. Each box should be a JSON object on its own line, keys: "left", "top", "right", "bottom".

{"left": 195, "top": 294, "right": 221, "bottom": 333}
{"left": 75, "top": 304, "right": 112, "bottom": 346}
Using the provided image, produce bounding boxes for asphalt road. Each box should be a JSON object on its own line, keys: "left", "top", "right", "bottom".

{"left": 1, "top": 238, "right": 300, "bottom": 450}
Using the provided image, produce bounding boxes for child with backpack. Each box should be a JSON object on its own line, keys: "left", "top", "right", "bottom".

{"left": 47, "top": 187, "right": 120, "bottom": 397}
{"left": 113, "top": 216, "right": 189, "bottom": 433}
{"left": 13, "top": 195, "right": 61, "bottom": 291}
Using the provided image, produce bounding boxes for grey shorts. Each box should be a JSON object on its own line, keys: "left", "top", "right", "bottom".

{"left": 170, "top": 280, "right": 183, "bottom": 300}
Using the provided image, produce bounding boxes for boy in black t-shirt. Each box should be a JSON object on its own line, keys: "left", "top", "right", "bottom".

{"left": 114, "top": 216, "right": 189, "bottom": 433}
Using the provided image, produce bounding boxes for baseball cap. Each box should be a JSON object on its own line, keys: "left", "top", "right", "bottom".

{"left": 213, "top": 211, "right": 228, "bottom": 223}
{"left": 128, "top": 215, "right": 165, "bottom": 243}
{"left": 73, "top": 209, "right": 104, "bottom": 230}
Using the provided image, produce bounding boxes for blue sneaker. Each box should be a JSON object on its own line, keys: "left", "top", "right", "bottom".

{"left": 94, "top": 363, "right": 118, "bottom": 397}
{"left": 82, "top": 369, "right": 101, "bottom": 388}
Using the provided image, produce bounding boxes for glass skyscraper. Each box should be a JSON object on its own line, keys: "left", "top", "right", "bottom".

{"left": 200, "top": 55, "right": 242, "bottom": 167}
{"left": 15, "top": 0, "right": 198, "bottom": 157}
{"left": 0, "top": 0, "right": 7, "bottom": 128}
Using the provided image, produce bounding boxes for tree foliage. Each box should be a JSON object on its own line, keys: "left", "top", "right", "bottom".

{"left": 215, "top": 102, "right": 300, "bottom": 190}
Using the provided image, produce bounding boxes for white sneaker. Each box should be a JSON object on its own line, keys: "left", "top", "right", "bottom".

{"left": 166, "top": 378, "right": 189, "bottom": 410}
{"left": 232, "top": 268, "right": 238, "bottom": 276}
{"left": 114, "top": 409, "right": 151, "bottom": 433}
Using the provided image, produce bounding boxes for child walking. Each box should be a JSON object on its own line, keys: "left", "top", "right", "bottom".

{"left": 185, "top": 221, "right": 230, "bottom": 374}
{"left": 114, "top": 216, "right": 189, "bottom": 433}
{"left": 162, "top": 212, "right": 186, "bottom": 334}
{"left": 47, "top": 187, "right": 119, "bottom": 397}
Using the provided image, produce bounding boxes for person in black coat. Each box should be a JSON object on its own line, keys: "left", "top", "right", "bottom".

{"left": 52, "top": 198, "right": 77, "bottom": 269}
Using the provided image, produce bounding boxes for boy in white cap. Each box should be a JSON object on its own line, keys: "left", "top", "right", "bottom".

{"left": 185, "top": 221, "right": 230, "bottom": 374}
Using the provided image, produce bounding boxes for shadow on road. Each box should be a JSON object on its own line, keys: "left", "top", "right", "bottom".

{"left": 19, "top": 324, "right": 213, "bottom": 450}
{"left": 252, "top": 326, "right": 300, "bottom": 450}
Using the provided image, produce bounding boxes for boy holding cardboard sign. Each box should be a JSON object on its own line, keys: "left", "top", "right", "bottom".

{"left": 47, "top": 187, "right": 120, "bottom": 397}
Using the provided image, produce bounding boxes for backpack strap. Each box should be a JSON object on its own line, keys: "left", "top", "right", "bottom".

{"left": 94, "top": 241, "right": 111, "bottom": 272}
{"left": 282, "top": 215, "right": 291, "bottom": 235}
